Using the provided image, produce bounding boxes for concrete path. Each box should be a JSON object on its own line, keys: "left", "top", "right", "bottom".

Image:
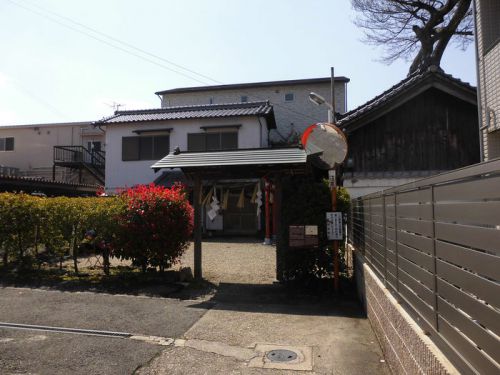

{"left": 137, "top": 282, "right": 391, "bottom": 374}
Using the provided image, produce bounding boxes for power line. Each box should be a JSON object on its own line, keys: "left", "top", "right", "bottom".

{"left": 7, "top": 79, "right": 70, "bottom": 121}
{"left": 16, "top": 0, "right": 222, "bottom": 85}
{"left": 6, "top": 0, "right": 213, "bottom": 86}
{"left": 7, "top": 0, "right": 324, "bottom": 124}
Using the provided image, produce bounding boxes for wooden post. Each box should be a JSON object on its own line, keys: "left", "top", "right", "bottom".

{"left": 264, "top": 179, "right": 271, "bottom": 245}
{"left": 331, "top": 181, "right": 340, "bottom": 293}
{"left": 193, "top": 175, "right": 202, "bottom": 280}
{"left": 274, "top": 176, "right": 282, "bottom": 281}
{"left": 272, "top": 182, "right": 277, "bottom": 240}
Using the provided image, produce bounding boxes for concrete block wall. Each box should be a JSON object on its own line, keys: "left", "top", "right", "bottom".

{"left": 354, "top": 251, "right": 458, "bottom": 375}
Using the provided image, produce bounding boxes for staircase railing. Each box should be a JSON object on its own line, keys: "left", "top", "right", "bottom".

{"left": 53, "top": 146, "right": 105, "bottom": 168}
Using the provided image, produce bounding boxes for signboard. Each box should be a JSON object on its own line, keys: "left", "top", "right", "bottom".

{"left": 305, "top": 225, "right": 318, "bottom": 235}
{"left": 289, "top": 225, "right": 319, "bottom": 248}
{"left": 326, "top": 212, "right": 343, "bottom": 240}
{"left": 328, "top": 169, "right": 336, "bottom": 188}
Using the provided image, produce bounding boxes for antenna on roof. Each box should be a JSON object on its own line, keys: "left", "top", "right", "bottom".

{"left": 105, "top": 101, "right": 124, "bottom": 112}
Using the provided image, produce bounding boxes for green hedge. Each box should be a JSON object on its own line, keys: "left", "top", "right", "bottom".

{"left": 0, "top": 193, "right": 125, "bottom": 271}
{"left": 0, "top": 185, "right": 194, "bottom": 275}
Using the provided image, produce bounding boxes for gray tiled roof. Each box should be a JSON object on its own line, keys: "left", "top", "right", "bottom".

{"left": 151, "top": 147, "right": 307, "bottom": 171}
{"left": 338, "top": 67, "right": 476, "bottom": 128}
{"left": 95, "top": 101, "right": 275, "bottom": 126}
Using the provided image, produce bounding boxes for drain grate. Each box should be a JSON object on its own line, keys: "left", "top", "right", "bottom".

{"left": 0, "top": 322, "right": 131, "bottom": 338}
{"left": 266, "top": 349, "right": 298, "bottom": 363}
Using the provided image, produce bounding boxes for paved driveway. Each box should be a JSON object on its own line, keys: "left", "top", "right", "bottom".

{"left": 0, "top": 240, "right": 389, "bottom": 374}
{"left": 0, "top": 287, "right": 208, "bottom": 375}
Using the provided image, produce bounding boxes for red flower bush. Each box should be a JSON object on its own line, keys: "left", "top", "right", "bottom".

{"left": 116, "top": 183, "right": 193, "bottom": 272}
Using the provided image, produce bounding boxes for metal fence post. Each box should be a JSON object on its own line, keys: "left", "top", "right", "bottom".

{"left": 383, "top": 194, "right": 387, "bottom": 287}
{"left": 430, "top": 185, "right": 439, "bottom": 331}
{"left": 368, "top": 198, "right": 373, "bottom": 265}
{"left": 394, "top": 192, "right": 400, "bottom": 295}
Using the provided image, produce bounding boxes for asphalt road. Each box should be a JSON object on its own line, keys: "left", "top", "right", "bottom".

{"left": 0, "top": 287, "right": 209, "bottom": 374}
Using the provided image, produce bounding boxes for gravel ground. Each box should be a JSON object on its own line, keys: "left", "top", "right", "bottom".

{"left": 176, "top": 239, "right": 277, "bottom": 285}
{"left": 69, "top": 238, "right": 277, "bottom": 286}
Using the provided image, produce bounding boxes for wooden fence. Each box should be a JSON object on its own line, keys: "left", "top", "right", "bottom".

{"left": 349, "top": 158, "right": 500, "bottom": 375}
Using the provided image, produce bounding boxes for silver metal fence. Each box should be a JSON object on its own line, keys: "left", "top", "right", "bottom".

{"left": 349, "top": 158, "right": 500, "bottom": 374}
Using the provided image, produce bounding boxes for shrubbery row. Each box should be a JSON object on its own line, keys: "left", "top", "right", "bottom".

{"left": 0, "top": 184, "right": 193, "bottom": 274}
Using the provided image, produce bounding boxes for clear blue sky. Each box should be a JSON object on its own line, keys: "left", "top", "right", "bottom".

{"left": 0, "top": 0, "right": 476, "bottom": 125}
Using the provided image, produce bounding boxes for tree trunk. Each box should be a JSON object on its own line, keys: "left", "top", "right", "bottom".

{"left": 34, "top": 225, "right": 39, "bottom": 256}
{"left": 2, "top": 246, "right": 8, "bottom": 266}
{"left": 72, "top": 245, "right": 79, "bottom": 274}
{"left": 18, "top": 232, "right": 24, "bottom": 261}
{"left": 72, "top": 227, "right": 79, "bottom": 274}
{"left": 103, "top": 247, "right": 110, "bottom": 276}
{"left": 431, "top": 0, "right": 472, "bottom": 69}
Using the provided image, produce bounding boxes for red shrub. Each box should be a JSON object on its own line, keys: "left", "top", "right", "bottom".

{"left": 116, "top": 183, "right": 193, "bottom": 272}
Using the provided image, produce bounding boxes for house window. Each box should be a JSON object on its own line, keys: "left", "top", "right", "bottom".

{"left": 122, "top": 135, "right": 169, "bottom": 161}
{"left": 187, "top": 132, "right": 238, "bottom": 151}
{"left": 241, "top": 95, "right": 248, "bottom": 103}
{"left": 480, "top": 0, "right": 500, "bottom": 53}
{"left": 284, "top": 93, "right": 294, "bottom": 102}
{"left": 0, "top": 137, "right": 14, "bottom": 151}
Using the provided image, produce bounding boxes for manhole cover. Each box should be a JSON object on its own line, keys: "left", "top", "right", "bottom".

{"left": 266, "top": 349, "right": 298, "bottom": 363}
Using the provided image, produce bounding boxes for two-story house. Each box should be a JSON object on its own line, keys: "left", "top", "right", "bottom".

{"left": 95, "top": 101, "right": 277, "bottom": 234}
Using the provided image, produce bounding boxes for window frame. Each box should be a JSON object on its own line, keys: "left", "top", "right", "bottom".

{"left": 187, "top": 130, "right": 238, "bottom": 152}
{"left": 480, "top": 0, "right": 500, "bottom": 54}
{"left": 284, "top": 93, "right": 294, "bottom": 102}
{"left": 0, "top": 137, "right": 14, "bottom": 152}
{"left": 121, "top": 135, "right": 170, "bottom": 161}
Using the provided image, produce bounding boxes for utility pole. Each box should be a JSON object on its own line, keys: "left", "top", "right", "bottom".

{"left": 331, "top": 66, "right": 340, "bottom": 293}
{"left": 330, "top": 169, "right": 340, "bottom": 293}
{"left": 330, "top": 67, "right": 336, "bottom": 123}
{"left": 193, "top": 175, "right": 202, "bottom": 280}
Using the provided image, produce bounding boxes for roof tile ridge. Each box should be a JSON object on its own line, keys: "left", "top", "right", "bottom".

{"left": 339, "top": 73, "right": 418, "bottom": 119}
{"left": 112, "top": 101, "right": 271, "bottom": 115}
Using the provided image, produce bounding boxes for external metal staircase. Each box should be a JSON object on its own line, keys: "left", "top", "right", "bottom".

{"left": 53, "top": 146, "right": 105, "bottom": 185}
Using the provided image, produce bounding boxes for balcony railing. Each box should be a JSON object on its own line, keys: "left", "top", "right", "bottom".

{"left": 53, "top": 145, "right": 105, "bottom": 168}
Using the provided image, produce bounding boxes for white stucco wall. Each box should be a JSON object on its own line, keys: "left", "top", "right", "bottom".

{"left": 159, "top": 81, "right": 347, "bottom": 142}
{"left": 105, "top": 116, "right": 269, "bottom": 192}
{"left": 0, "top": 122, "right": 103, "bottom": 172}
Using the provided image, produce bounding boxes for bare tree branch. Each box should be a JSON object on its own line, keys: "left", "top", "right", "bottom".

{"left": 351, "top": 0, "right": 473, "bottom": 74}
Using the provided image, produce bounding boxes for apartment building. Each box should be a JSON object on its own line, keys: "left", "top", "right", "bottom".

{"left": 475, "top": 0, "right": 500, "bottom": 160}
{"left": 0, "top": 121, "right": 104, "bottom": 184}
{"left": 155, "top": 76, "right": 349, "bottom": 143}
